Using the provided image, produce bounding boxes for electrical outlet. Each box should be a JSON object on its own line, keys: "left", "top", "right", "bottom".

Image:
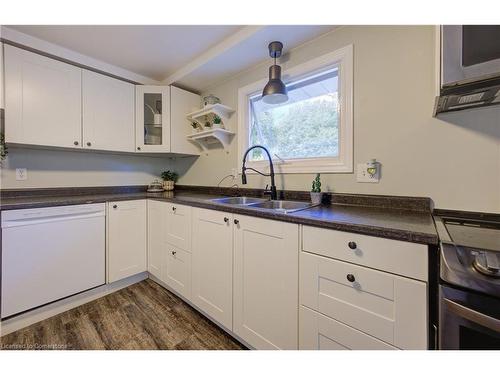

{"left": 16, "top": 168, "right": 28, "bottom": 181}
{"left": 356, "top": 162, "right": 380, "bottom": 183}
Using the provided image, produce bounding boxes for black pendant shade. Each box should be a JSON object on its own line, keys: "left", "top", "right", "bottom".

{"left": 262, "top": 41, "right": 288, "bottom": 104}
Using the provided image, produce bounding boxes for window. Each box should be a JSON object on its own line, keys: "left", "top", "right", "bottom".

{"left": 238, "top": 45, "right": 353, "bottom": 174}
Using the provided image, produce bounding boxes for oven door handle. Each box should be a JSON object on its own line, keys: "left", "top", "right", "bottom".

{"left": 445, "top": 298, "right": 500, "bottom": 333}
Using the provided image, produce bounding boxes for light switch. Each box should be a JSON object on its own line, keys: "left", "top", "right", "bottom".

{"left": 16, "top": 168, "right": 28, "bottom": 181}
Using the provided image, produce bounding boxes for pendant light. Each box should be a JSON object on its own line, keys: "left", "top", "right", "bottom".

{"left": 262, "top": 41, "right": 288, "bottom": 104}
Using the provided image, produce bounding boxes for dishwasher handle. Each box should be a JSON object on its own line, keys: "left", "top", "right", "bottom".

{"left": 2, "top": 211, "right": 105, "bottom": 228}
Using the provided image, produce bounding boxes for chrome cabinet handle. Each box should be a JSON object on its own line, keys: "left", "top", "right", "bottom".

{"left": 348, "top": 241, "right": 357, "bottom": 250}
{"left": 347, "top": 274, "right": 355, "bottom": 282}
{"left": 112, "top": 205, "right": 117, "bottom": 209}
{"left": 224, "top": 217, "right": 229, "bottom": 223}
{"left": 234, "top": 219, "right": 239, "bottom": 225}
{"left": 171, "top": 250, "right": 177, "bottom": 256}
{"left": 74, "top": 141, "right": 79, "bottom": 146}
{"left": 137, "top": 146, "right": 141, "bottom": 151}
{"left": 86, "top": 142, "right": 92, "bottom": 147}
{"left": 172, "top": 206, "right": 176, "bottom": 211}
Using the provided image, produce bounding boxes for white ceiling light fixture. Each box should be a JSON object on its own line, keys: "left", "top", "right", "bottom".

{"left": 262, "top": 41, "right": 288, "bottom": 104}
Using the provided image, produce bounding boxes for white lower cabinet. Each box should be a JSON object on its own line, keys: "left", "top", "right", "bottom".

{"left": 163, "top": 245, "right": 191, "bottom": 299}
{"left": 108, "top": 200, "right": 147, "bottom": 283}
{"left": 300, "top": 251, "right": 428, "bottom": 349}
{"left": 165, "top": 202, "right": 192, "bottom": 252}
{"left": 147, "top": 200, "right": 166, "bottom": 280}
{"left": 299, "top": 306, "right": 397, "bottom": 350}
{"left": 146, "top": 202, "right": 429, "bottom": 350}
{"left": 233, "top": 215, "right": 299, "bottom": 349}
{"left": 191, "top": 208, "right": 234, "bottom": 330}
{"left": 147, "top": 200, "right": 192, "bottom": 300}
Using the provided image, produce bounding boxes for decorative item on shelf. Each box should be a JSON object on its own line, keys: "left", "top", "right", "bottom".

{"left": 145, "top": 134, "right": 161, "bottom": 145}
{"left": 203, "top": 94, "right": 220, "bottom": 107}
{"left": 145, "top": 103, "right": 162, "bottom": 127}
{"left": 147, "top": 179, "right": 164, "bottom": 193}
{"left": 0, "top": 131, "right": 8, "bottom": 163}
{"left": 212, "top": 114, "right": 223, "bottom": 129}
{"left": 161, "top": 170, "right": 178, "bottom": 191}
{"left": 310, "top": 173, "right": 323, "bottom": 205}
{"left": 204, "top": 119, "right": 212, "bottom": 129}
{"left": 190, "top": 121, "right": 201, "bottom": 134}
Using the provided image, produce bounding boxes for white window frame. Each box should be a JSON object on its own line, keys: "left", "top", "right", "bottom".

{"left": 237, "top": 44, "right": 353, "bottom": 174}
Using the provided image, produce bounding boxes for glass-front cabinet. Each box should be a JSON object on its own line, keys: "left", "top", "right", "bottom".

{"left": 135, "top": 85, "right": 171, "bottom": 152}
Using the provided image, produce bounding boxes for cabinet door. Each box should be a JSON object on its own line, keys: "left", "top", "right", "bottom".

{"left": 82, "top": 70, "right": 135, "bottom": 152}
{"left": 191, "top": 208, "right": 233, "bottom": 330}
{"left": 233, "top": 215, "right": 299, "bottom": 349}
{"left": 147, "top": 200, "right": 167, "bottom": 280}
{"left": 170, "top": 86, "right": 200, "bottom": 155}
{"left": 165, "top": 202, "right": 192, "bottom": 251}
{"left": 136, "top": 85, "right": 170, "bottom": 152}
{"left": 299, "top": 306, "right": 397, "bottom": 350}
{"left": 4, "top": 45, "right": 82, "bottom": 148}
{"left": 108, "top": 200, "right": 147, "bottom": 283}
{"left": 163, "top": 245, "right": 191, "bottom": 300}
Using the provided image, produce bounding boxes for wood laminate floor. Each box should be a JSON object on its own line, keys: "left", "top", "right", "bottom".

{"left": 0, "top": 279, "right": 246, "bottom": 350}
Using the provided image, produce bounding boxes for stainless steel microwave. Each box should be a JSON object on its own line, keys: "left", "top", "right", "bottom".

{"left": 435, "top": 25, "right": 500, "bottom": 115}
{"left": 442, "top": 25, "right": 500, "bottom": 86}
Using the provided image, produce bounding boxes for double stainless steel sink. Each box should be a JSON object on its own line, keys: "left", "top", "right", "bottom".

{"left": 210, "top": 196, "right": 316, "bottom": 214}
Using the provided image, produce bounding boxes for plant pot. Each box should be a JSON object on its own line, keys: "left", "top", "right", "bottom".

{"left": 310, "top": 192, "right": 323, "bottom": 205}
{"left": 163, "top": 180, "right": 175, "bottom": 191}
{"left": 212, "top": 123, "right": 223, "bottom": 129}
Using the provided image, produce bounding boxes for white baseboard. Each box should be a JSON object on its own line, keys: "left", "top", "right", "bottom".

{"left": 0, "top": 272, "right": 148, "bottom": 337}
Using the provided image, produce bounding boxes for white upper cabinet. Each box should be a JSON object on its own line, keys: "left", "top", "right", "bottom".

{"left": 82, "top": 70, "right": 135, "bottom": 152}
{"left": 170, "top": 86, "right": 200, "bottom": 155}
{"left": 4, "top": 45, "right": 82, "bottom": 148}
{"left": 233, "top": 215, "right": 299, "bottom": 349}
{"left": 135, "top": 85, "right": 171, "bottom": 152}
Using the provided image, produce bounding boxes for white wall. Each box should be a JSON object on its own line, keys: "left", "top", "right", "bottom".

{"left": 175, "top": 26, "right": 500, "bottom": 213}
{"left": 0, "top": 147, "right": 174, "bottom": 189}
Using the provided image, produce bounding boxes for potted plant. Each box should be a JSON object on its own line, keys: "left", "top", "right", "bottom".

{"left": 190, "top": 122, "right": 200, "bottom": 133}
{"left": 310, "top": 173, "right": 323, "bottom": 205}
{"left": 161, "top": 170, "right": 178, "bottom": 191}
{"left": 204, "top": 120, "right": 212, "bottom": 130}
{"left": 212, "top": 114, "right": 223, "bottom": 129}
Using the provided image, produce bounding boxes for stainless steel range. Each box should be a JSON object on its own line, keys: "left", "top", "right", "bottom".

{"left": 435, "top": 212, "right": 500, "bottom": 349}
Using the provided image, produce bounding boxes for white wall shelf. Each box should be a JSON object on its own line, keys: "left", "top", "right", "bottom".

{"left": 187, "top": 128, "right": 235, "bottom": 154}
{"left": 186, "top": 103, "right": 235, "bottom": 128}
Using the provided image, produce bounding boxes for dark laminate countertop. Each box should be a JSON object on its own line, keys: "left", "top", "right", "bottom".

{"left": 0, "top": 189, "right": 438, "bottom": 245}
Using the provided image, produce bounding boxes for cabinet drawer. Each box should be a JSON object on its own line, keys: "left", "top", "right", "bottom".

{"left": 163, "top": 245, "right": 191, "bottom": 300}
{"left": 302, "top": 226, "right": 428, "bottom": 281}
{"left": 164, "top": 202, "right": 192, "bottom": 252}
{"left": 299, "top": 306, "right": 397, "bottom": 350}
{"left": 300, "top": 252, "right": 427, "bottom": 349}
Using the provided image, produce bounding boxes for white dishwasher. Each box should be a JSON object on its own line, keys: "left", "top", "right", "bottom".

{"left": 1, "top": 203, "right": 106, "bottom": 318}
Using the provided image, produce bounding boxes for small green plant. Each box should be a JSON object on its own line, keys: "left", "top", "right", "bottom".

{"left": 311, "top": 173, "right": 321, "bottom": 193}
{"left": 213, "top": 115, "right": 222, "bottom": 125}
{"left": 161, "top": 170, "right": 178, "bottom": 182}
